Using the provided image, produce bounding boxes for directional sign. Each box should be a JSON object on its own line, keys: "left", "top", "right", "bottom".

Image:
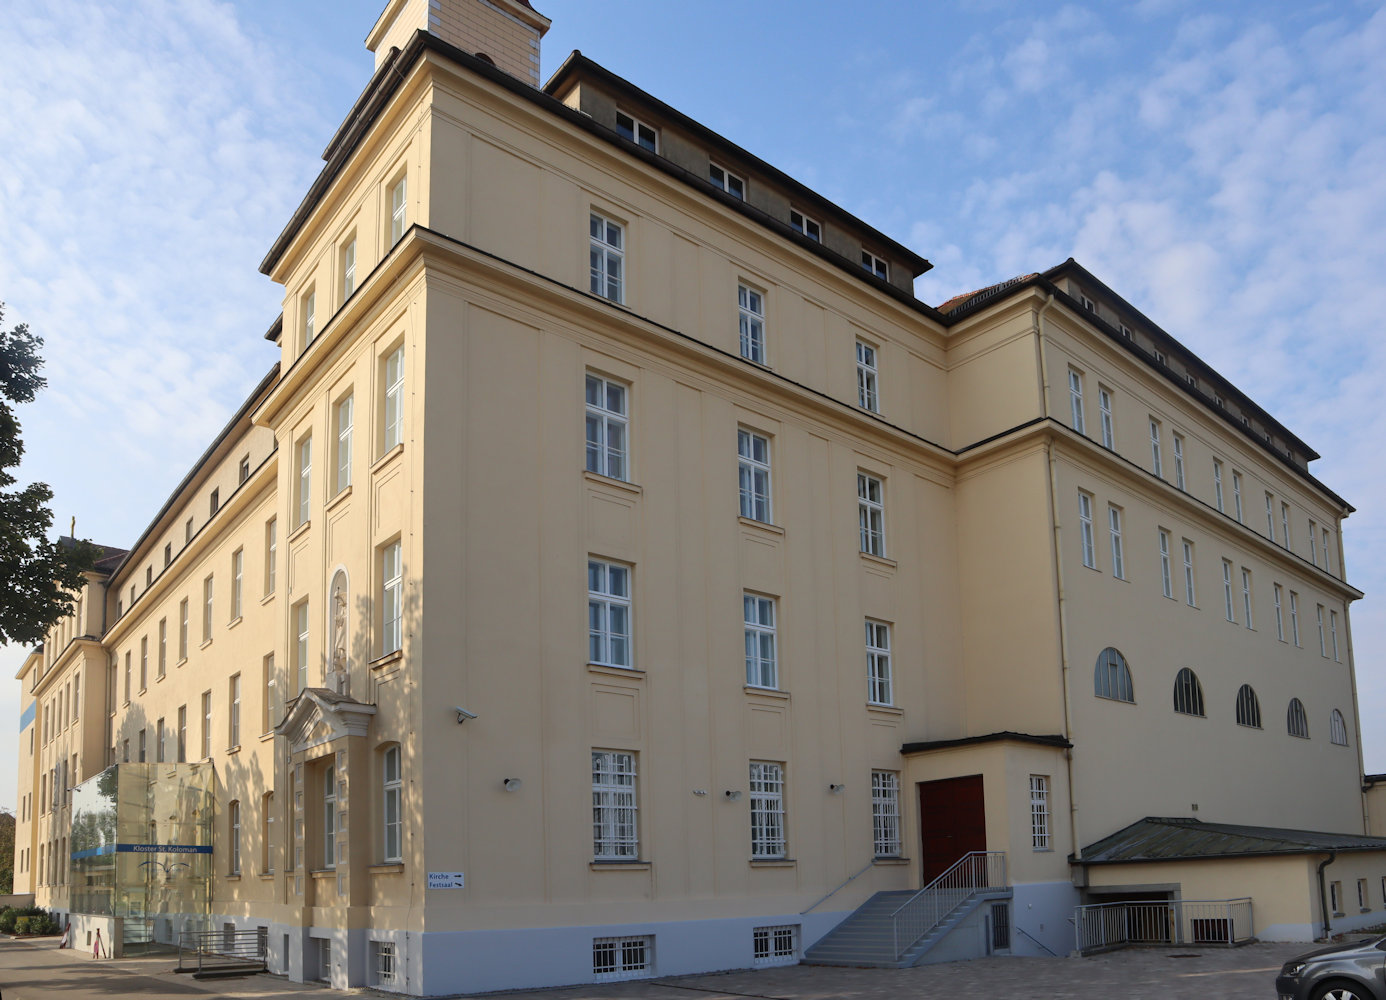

{"left": 427, "top": 871, "right": 465, "bottom": 889}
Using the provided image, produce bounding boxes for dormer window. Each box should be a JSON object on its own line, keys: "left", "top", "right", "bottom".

{"left": 615, "top": 111, "right": 657, "bottom": 152}
{"left": 709, "top": 163, "right": 744, "bottom": 200}
{"left": 1184, "top": 373, "right": 1198, "bottom": 388}
{"left": 1119, "top": 323, "right": 1133, "bottom": 339}
{"left": 1154, "top": 349, "right": 1167, "bottom": 364}
{"left": 790, "top": 209, "right": 821, "bottom": 242}
{"left": 861, "top": 250, "right": 888, "bottom": 281}
{"left": 1080, "top": 294, "right": 1096, "bottom": 312}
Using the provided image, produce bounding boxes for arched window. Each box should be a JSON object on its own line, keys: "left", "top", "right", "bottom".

{"left": 229, "top": 800, "right": 241, "bottom": 875}
{"left": 1287, "top": 698, "right": 1310, "bottom": 739}
{"left": 1173, "top": 668, "right": 1205, "bottom": 717}
{"left": 1235, "top": 684, "right": 1261, "bottom": 728}
{"left": 1330, "top": 709, "right": 1348, "bottom": 746}
{"left": 382, "top": 745, "right": 403, "bottom": 863}
{"left": 1094, "top": 648, "right": 1134, "bottom": 702}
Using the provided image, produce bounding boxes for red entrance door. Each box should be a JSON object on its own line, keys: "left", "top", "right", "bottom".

{"left": 917, "top": 774, "right": 986, "bottom": 886}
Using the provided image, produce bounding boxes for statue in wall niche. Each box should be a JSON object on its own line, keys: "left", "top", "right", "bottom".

{"left": 329, "top": 574, "right": 350, "bottom": 697}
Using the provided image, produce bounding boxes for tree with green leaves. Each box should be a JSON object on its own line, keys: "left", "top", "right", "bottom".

{"left": 0, "top": 810, "right": 13, "bottom": 894}
{"left": 1, "top": 303, "right": 96, "bottom": 647}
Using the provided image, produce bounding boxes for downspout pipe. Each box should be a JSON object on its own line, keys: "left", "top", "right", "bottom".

{"left": 1317, "top": 851, "right": 1337, "bottom": 940}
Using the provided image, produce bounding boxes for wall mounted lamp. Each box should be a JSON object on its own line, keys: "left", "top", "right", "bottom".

{"left": 724, "top": 789, "right": 742, "bottom": 801}
{"left": 503, "top": 777, "right": 522, "bottom": 792}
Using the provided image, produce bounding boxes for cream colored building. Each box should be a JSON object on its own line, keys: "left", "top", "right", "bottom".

{"left": 12, "top": 0, "right": 1382, "bottom": 991}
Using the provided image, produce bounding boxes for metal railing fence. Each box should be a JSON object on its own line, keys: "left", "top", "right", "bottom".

{"left": 177, "top": 928, "right": 267, "bottom": 973}
{"left": 1074, "top": 898, "right": 1253, "bottom": 955}
{"left": 890, "top": 851, "right": 1008, "bottom": 960}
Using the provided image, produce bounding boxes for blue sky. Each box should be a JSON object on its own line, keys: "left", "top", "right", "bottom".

{"left": 2, "top": 0, "right": 1384, "bottom": 813}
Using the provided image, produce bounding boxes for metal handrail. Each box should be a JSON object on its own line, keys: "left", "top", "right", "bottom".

{"left": 1073, "top": 897, "right": 1254, "bottom": 955}
{"left": 890, "top": 851, "right": 1008, "bottom": 959}
{"left": 178, "top": 929, "right": 266, "bottom": 973}
{"left": 800, "top": 857, "right": 879, "bottom": 914}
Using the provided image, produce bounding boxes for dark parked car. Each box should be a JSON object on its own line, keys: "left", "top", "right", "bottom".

{"left": 1277, "top": 936, "right": 1386, "bottom": 1000}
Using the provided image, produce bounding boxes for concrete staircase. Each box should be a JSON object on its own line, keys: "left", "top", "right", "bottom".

{"left": 802, "top": 891, "right": 916, "bottom": 967}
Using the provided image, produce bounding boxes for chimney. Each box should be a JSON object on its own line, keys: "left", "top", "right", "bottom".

{"left": 367, "top": 0, "right": 551, "bottom": 86}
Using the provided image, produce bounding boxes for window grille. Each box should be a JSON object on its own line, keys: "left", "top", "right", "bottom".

{"left": 1173, "top": 668, "right": 1205, "bottom": 717}
{"left": 593, "top": 935, "right": 651, "bottom": 982}
{"left": 373, "top": 940, "right": 397, "bottom": 985}
{"left": 1030, "top": 775, "right": 1050, "bottom": 850}
{"left": 592, "top": 751, "right": 638, "bottom": 860}
{"left": 752, "top": 925, "right": 798, "bottom": 967}
{"left": 871, "top": 771, "right": 900, "bottom": 857}
{"left": 1330, "top": 709, "right": 1348, "bottom": 746}
{"left": 1093, "top": 648, "right": 1133, "bottom": 703}
{"left": 1235, "top": 684, "right": 1261, "bottom": 728}
{"left": 1287, "top": 698, "right": 1310, "bottom": 739}
{"left": 749, "top": 762, "right": 786, "bottom": 859}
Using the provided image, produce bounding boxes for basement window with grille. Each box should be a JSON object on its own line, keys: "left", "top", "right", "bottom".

{"left": 372, "top": 940, "right": 397, "bottom": 986}
{"left": 753, "top": 925, "right": 799, "bottom": 967}
{"left": 593, "top": 936, "right": 652, "bottom": 982}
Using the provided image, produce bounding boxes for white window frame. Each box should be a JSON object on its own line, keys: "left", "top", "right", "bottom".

{"left": 1182, "top": 540, "right": 1197, "bottom": 607}
{"left": 1222, "top": 560, "right": 1236, "bottom": 622}
{"left": 1323, "top": 527, "right": 1332, "bottom": 573}
{"left": 589, "top": 212, "right": 624, "bottom": 303}
{"left": 865, "top": 620, "right": 892, "bottom": 706}
{"left": 858, "top": 472, "right": 886, "bottom": 557}
{"left": 591, "top": 750, "right": 638, "bottom": 860}
{"left": 592, "top": 936, "right": 652, "bottom": 983}
{"left": 614, "top": 110, "right": 657, "bottom": 152}
{"left": 265, "top": 518, "right": 277, "bottom": 595}
{"left": 231, "top": 550, "right": 243, "bottom": 621}
{"left": 389, "top": 175, "right": 407, "bottom": 246}
{"left": 383, "top": 745, "right": 402, "bottom": 863}
{"left": 1309, "top": 520, "right": 1319, "bottom": 565}
{"left": 584, "top": 373, "right": 629, "bottom": 481}
{"left": 871, "top": 770, "right": 901, "bottom": 857}
{"left": 744, "top": 594, "right": 778, "bottom": 690}
{"left": 1265, "top": 492, "right": 1276, "bottom": 538}
{"left": 1274, "top": 584, "right": 1285, "bottom": 641}
{"left": 856, "top": 340, "right": 879, "bottom": 412}
{"left": 201, "top": 690, "right": 212, "bottom": 760}
{"left": 749, "top": 761, "right": 786, "bottom": 859}
{"left": 1232, "top": 471, "right": 1244, "bottom": 522}
{"left": 383, "top": 346, "right": 405, "bottom": 453}
{"left": 752, "top": 925, "right": 799, "bottom": 968}
{"left": 301, "top": 288, "right": 316, "bottom": 348}
{"left": 1281, "top": 502, "right": 1291, "bottom": 549}
{"left": 789, "top": 209, "right": 821, "bottom": 241}
{"left": 1149, "top": 419, "right": 1162, "bottom": 478}
{"left": 335, "top": 394, "right": 353, "bottom": 494}
{"left": 382, "top": 540, "right": 403, "bottom": 656}
{"left": 738, "top": 284, "right": 766, "bottom": 363}
{"left": 709, "top": 162, "right": 744, "bottom": 199}
{"left": 1158, "top": 530, "right": 1173, "bottom": 599}
{"left": 1317, "top": 604, "right": 1327, "bottom": 657}
{"left": 1030, "top": 775, "right": 1050, "bottom": 850}
{"left": 1079, "top": 492, "right": 1096, "bottom": 569}
{"left": 1241, "top": 568, "right": 1253, "bottom": 629}
{"left": 588, "top": 559, "right": 632, "bottom": 668}
{"left": 1098, "top": 387, "right": 1114, "bottom": 449}
{"left": 296, "top": 435, "right": 312, "bottom": 528}
{"left": 1290, "top": 591, "right": 1301, "bottom": 646}
{"left": 295, "top": 600, "right": 310, "bottom": 693}
{"left": 229, "top": 672, "right": 240, "bottom": 748}
{"left": 323, "top": 763, "right": 337, "bottom": 868}
{"left": 1068, "top": 369, "right": 1085, "bottom": 434}
{"left": 202, "top": 575, "right": 214, "bottom": 642}
{"left": 1108, "top": 505, "right": 1125, "bottom": 579}
{"left": 1172, "top": 433, "right": 1186, "bottom": 490}
{"left": 1213, "top": 460, "right": 1224, "bottom": 512}
{"left": 737, "top": 429, "right": 772, "bottom": 523}
{"left": 861, "top": 249, "right": 888, "bottom": 280}
{"left": 341, "top": 237, "right": 357, "bottom": 303}
{"left": 229, "top": 800, "right": 241, "bottom": 875}
{"left": 1330, "top": 609, "right": 1340, "bottom": 661}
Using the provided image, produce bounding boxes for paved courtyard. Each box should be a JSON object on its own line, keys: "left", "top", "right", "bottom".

{"left": 0, "top": 936, "right": 1310, "bottom": 999}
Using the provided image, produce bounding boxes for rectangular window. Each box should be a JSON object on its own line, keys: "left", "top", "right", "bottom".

{"left": 156, "top": 718, "right": 165, "bottom": 763}
{"left": 1232, "top": 471, "right": 1244, "bottom": 522}
{"left": 584, "top": 373, "right": 628, "bottom": 481}
{"left": 737, "top": 429, "right": 772, "bottom": 523}
{"left": 1330, "top": 610, "right": 1340, "bottom": 661}
{"left": 749, "top": 761, "right": 786, "bottom": 859}
{"left": 1068, "top": 369, "right": 1085, "bottom": 434}
{"left": 1222, "top": 560, "right": 1235, "bottom": 622}
{"left": 789, "top": 209, "right": 820, "bottom": 242}
{"left": 201, "top": 691, "right": 212, "bottom": 760}
{"left": 1317, "top": 604, "right": 1327, "bottom": 656}
{"left": 229, "top": 801, "right": 241, "bottom": 875}
{"left": 588, "top": 559, "right": 632, "bottom": 668}
{"left": 158, "top": 618, "right": 167, "bottom": 677}
{"left": 390, "top": 175, "right": 407, "bottom": 246}
{"left": 140, "top": 636, "right": 148, "bottom": 691}
{"left": 861, "top": 250, "right": 888, "bottom": 280}
{"left": 1331, "top": 881, "right": 1342, "bottom": 915}
{"left": 752, "top": 925, "right": 799, "bottom": 968}
{"left": 1213, "top": 460, "right": 1225, "bottom": 512}
{"left": 137, "top": 728, "right": 146, "bottom": 762}
{"left": 1323, "top": 527, "right": 1332, "bottom": 573}
{"left": 738, "top": 284, "right": 765, "bottom": 363}
{"left": 1108, "top": 505, "right": 1125, "bottom": 579}
{"left": 1290, "top": 591, "right": 1301, "bottom": 646}
{"left": 124, "top": 652, "right": 131, "bottom": 704}
{"left": 383, "top": 746, "right": 402, "bottom": 863}
{"left": 858, "top": 473, "right": 886, "bottom": 557}
{"left": 229, "top": 673, "right": 241, "bottom": 748}
{"left": 871, "top": 770, "right": 901, "bottom": 856}
{"left": 177, "top": 705, "right": 187, "bottom": 762}
{"left": 1241, "top": 568, "right": 1253, "bottom": 629}
{"left": 1149, "top": 419, "right": 1162, "bottom": 477}
{"left": 1281, "top": 502, "right": 1291, "bottom": 549}
{"left": 185, "top": 517, "right": 194, "bottom": 544}
{"left": 1183, "top": 540, "right": 1197, "bottom": 607}
{"left": 614, "top": 110, "right": 657, "bottom": 151}
{"left": 1274, "top": 584, "right": 1285, "bottom": 641}
{"left": 591, "top": 750, "right": 638, "bottom": 860}
{"left": 856, "top": 341, "right": 879, "bottom": 412}
{"left": 323, "top": 763, "right": 337, "bottom": 868}
{"left": 1158, "top": 530, "right": 1173, "bottom": 599}
{"left": 265, "top": 518, "right": 277, "bottom": 595}
{"left": 295, "top": 600, "right": 310, "bottom": 693}
{"left": 340, "top": 237, "right": 356, "bottom": 302}
{"left": 262, "top": 653, "right": 277, "bottom": 733}
{"left": 202, "top": 575, "right": 214, "bottom": 642}
{"left": 592, "top": 936, "right": 652, "bottom": 983}
{"left": 301, "top": 288, "right": 316, "bottom": 347}
{"left": 164, "top": 542, "right": 172, "bottom": 567}
{"left": 383, "top": 346, "right": 405, "bottom": 452}
{"left": 1172, "top": 433, "right": 1186, "bottom": 490}
{"left": 334, "top": 394, "right": 353, "bottom": 494}
{"left": 1265, "top": 492, "right": 1275, "bottom": 538}
{"left": 1310, "top": 520, "right": 1319, "bottom": 565}
{"left": 865, "top": 620, "right": 892, "bottom": 706}
{"left": 209, "top": 488, "right": 220, "bottom": 516}
{"left": 744, "top": 594, "right": 778, "bottom": 689}
{"left": 1078, "top": 492, "right": 1096, "bottom": 569}
{"left": 1030, "top": 775, "right": 1051, "bottom": 850}
{"left": 238, "top": 455, "right": 249, "bottom": 484}
{"left": 381, "top": 540, "right": 403, "bottom": 656}
{"left": 1099, "top": 387, "right": 1114, "bottom": 449}
{"left": 589, "top": 212, "right": 624, "bottom": 303}
{"left": 709, "top": 162, "right": 744, "bottom": 199}
{"left": 296, "top": 435, "right": 312, "bottom": 528}
{"left": 231, "top": 549, "right": 243, "bottom": 621}
{"left": 1359, "top": 879, "right": 1369, "bottom": 910}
